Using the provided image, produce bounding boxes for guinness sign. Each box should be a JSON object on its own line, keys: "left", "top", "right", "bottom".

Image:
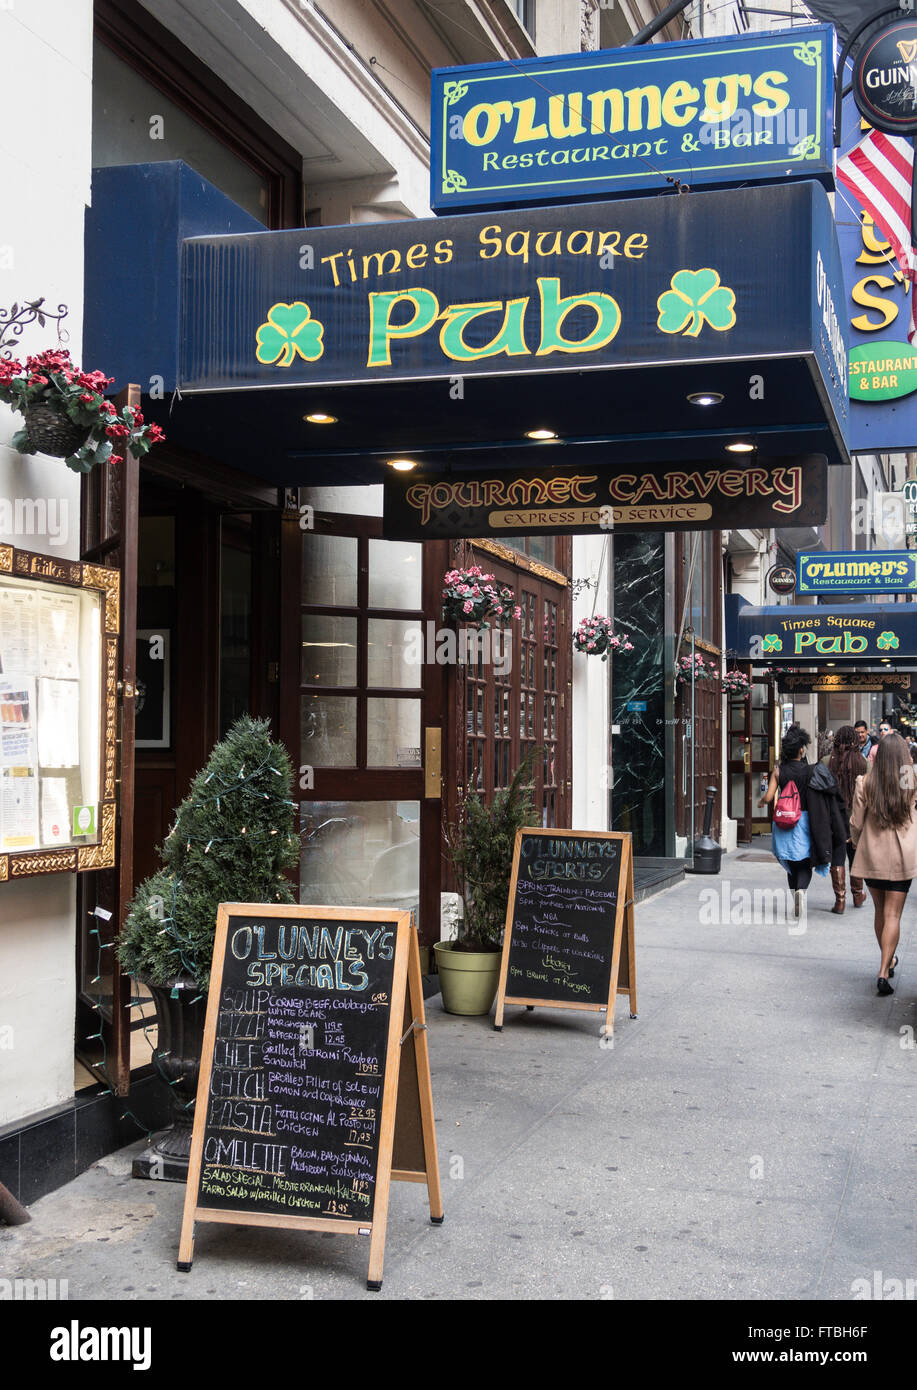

{"left": 767, "top": 564, "right": 796, "bottom": 596}
{"left": 853, "top": 19, "right": 917, "bottom": 136}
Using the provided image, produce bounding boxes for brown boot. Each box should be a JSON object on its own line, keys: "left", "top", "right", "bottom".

{"left": 851, "top": 875, "right": 866, "bottom": 908}
{"left": 831, "top": 865, "right": 846, "bottom": 913}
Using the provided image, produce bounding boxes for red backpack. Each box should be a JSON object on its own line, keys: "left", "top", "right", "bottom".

{"left": 773, "top": 779, "right": 802, "bottom": 829}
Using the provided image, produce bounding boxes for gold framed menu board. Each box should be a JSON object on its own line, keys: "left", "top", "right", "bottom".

{"left": 0, "top": 544, "right": 119, "bottom": 881}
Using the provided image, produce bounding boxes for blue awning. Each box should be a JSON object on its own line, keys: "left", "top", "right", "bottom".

{"left": 84, "top": 162, "right": 850, "bottom": 486}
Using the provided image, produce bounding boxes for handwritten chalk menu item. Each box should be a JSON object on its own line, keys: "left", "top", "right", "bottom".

{"left": 178, "top": 904, "right": 442, "bottom": 1290}
{"left": 494, "top": 829, "right": 637, "bottom": 1034}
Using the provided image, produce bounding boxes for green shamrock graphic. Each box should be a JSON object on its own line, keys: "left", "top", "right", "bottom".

{"left": 256, "top": 302, "right": 324, "bottom": 367}
{"left": 657, "top": 268, "right": 736, "bottom": 338}
{"left": 762, "top": 634, "right": 783, "bottom": 654}
{"left": 877, "top": 631, "right": 900, "bottom": 651}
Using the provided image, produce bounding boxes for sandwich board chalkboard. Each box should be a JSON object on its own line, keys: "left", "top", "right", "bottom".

{"left": 494, "top": 829, "right": 637, "bottom": 1034}
{"left": 177, "top": 904, "right": 442, "bottom": 1290}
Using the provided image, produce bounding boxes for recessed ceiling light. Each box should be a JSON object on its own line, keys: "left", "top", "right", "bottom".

{"left": 826, "top": 662, "right": 836, "bottom": 667}
{"left": 303, "top": 412, "right": 337, "bottom": 424}
{"left": 687, "top": 392, "right": 724, "bottom": 406}
{"left": 525, "top": 428, "right": 557, "bottom": 440}
{"left": 388, "top": 458, "right": 417, "bottom": 471}
{"left": 725, "top": 441, "right": 755, "bottom": 453}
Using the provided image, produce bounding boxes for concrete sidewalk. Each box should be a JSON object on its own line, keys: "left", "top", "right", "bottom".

{"left": 2, "top": 848, "right": 915, "bottom": 1301}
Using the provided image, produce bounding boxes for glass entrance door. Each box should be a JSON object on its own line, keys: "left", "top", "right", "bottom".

{"left": 299, "top": 524, "right": 426, "bottom": 920}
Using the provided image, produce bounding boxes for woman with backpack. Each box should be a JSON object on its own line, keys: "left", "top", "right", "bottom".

{"left": 850, "top": 731, "right": 917, "bottom": 995}
{"left": 828, "top": 725, "right": 870, "bottom": 912}
{"left": 758, "top": 723, "right": 847, "bottom": 918}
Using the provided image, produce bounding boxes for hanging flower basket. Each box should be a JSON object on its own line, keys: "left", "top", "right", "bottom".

{"left": 0, "top": 348, "right": 164, "bottom": 472}
{"left": 722, "top": 668, "right": 751, "bottom": 698}
{"left": 20, "top": 400, "right": 90, "bottom": 457}
{"left": 442, "top": 566, "right": 521, "bottom": 631}
{"left": 675, "top": 653, "right": 719, "bottom": 686}
{"left": 573, "top": 614, "right": 633, "bottom": 661}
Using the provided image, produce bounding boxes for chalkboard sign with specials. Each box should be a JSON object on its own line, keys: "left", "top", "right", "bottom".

{"left": 494, "top": 829, "right": 637, "bottom": 1034}
{"left": 178, "top": 904, "right": 442, "bottom": 1290}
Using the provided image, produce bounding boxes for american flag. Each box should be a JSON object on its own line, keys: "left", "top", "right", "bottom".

{"left": 837, "top": 130, "right": 917, "bottom": 345}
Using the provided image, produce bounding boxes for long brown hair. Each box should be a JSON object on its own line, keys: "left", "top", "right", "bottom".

{"left": 829, "top": 725, "right": 869, "bottom": 810}
{"left": 864, "top": 732, "right": 916, "bottom": 830}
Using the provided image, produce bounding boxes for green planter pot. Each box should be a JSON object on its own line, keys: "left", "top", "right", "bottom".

{"left": 434, "top": 940, "right": 502, "bottom": 1016}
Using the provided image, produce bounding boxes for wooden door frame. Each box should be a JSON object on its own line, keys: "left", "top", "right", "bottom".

{"left": 94, "top": 0, "right": 303, "bottom": 229}
{"left": 446, "top": 536, "right": 573, "bottom": 845}
{"left": 76, "top": 384, "right": 140, "bottom": 1095}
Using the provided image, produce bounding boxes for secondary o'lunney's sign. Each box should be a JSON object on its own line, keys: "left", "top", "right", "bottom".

{"left": 797, "top": 549, "right": 917, "bottom": 595}
{"left": 382, "top": 456, "right": 827, "bottom": 539}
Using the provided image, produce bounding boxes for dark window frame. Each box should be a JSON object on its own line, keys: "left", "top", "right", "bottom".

{"left": 95, "top": 0, "right": 303, "bottom": 229}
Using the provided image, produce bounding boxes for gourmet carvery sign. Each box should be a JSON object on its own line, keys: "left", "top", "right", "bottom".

{"left": 382, "top": 455, "right": 827, "bottom": 539}
{"left": 430, "top": 26, "right": 833, "bottom": 212}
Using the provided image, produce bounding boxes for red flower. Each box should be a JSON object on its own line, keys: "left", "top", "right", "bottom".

{"left": 148, "top": 423, "right": 165, "bottom": 442}
{"left": 105, "top": 423, "right": 130, "bottom": 440}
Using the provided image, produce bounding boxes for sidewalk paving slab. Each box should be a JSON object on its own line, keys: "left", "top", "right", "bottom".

{"left": 2, "top": 849, "right": 915, "bottom": 1301}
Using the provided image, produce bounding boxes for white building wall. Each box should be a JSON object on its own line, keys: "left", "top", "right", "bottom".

{"left": 0, "top": 0, "right": 93, "bottom": 1126}
{"left": 572, "top": 534, "right": 611, "bottom": 831}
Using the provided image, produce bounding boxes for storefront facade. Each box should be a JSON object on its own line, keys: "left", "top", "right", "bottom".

{"left": 1, "top": 0, "right": 855, "bottom": 1205}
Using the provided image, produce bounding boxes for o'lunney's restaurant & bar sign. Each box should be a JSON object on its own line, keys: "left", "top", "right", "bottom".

{"left": 430, "top": 25, "right": 834, "bottom": 210}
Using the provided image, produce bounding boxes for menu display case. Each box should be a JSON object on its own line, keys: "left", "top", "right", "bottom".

{"left": 0, "top": 544, "right": 119, "bottom": 880}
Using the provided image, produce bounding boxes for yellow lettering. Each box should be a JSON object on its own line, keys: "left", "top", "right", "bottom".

{"left": 857, "top": 214, "right": 895, "bottom": 266}
{"left": 513, "top": 97, "right": 548, "bottom": 143}
{"left": 851, "top": 275, "right": 901, "bottom": 333}
{"left": 463, "top": 101, "right": 513, "bottom": 146}
{"left": 661, "top": 80, "right": 699, "bottom": 127}
{"left": 587, "top": 89, "right": 625, "bottom": 136}
{"left": 701, "top": 73, "right": 751, "bottom": 122}
{"left": 625, "top": 85, "right": 663, "bottom": 131}
{"left": 548, "top": 92, "right": 586, "bottom": 139}
{"left": 751, "top": 71, "right": 790, "bottom": 116}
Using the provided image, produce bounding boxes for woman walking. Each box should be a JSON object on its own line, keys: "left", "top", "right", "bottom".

{"left": 828, "top": 725, "right": 869, "bottom": 911}
{"left": 850, "top": 732, "right": 917, "bottom": 995}
{"left": 758, "top": 724, "right": 846, "bottom": 917}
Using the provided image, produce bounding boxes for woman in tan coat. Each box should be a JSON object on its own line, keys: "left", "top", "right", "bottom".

{"left": 850, "top": 732, "right": 917, "bottom": 995}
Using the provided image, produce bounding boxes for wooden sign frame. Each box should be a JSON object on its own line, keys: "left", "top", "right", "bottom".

{"left": 494, "top": 828, "right": 638, "bottom": 1034}
{"left": 178, "top": 904, "right": 442, "bottom": 1291}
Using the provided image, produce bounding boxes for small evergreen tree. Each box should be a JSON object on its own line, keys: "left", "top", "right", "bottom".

{"left": 445, "top": 749, "right": 538, "bottom": 950}
{"left": 119, "top": 716, "right": 298, "bottom": 991}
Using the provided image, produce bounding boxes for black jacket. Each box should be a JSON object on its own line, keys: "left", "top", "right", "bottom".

{"left": 806, "top": 762, "right": 849, "bottom": 867}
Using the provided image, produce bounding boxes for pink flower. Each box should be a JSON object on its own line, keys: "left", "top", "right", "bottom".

{"left": 463, "top": 600, "right": 474, "bottom": 614}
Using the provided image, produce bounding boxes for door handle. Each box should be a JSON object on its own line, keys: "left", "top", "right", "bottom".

{"left": 424, "top": 727, "right": 442, "bottom": 799}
